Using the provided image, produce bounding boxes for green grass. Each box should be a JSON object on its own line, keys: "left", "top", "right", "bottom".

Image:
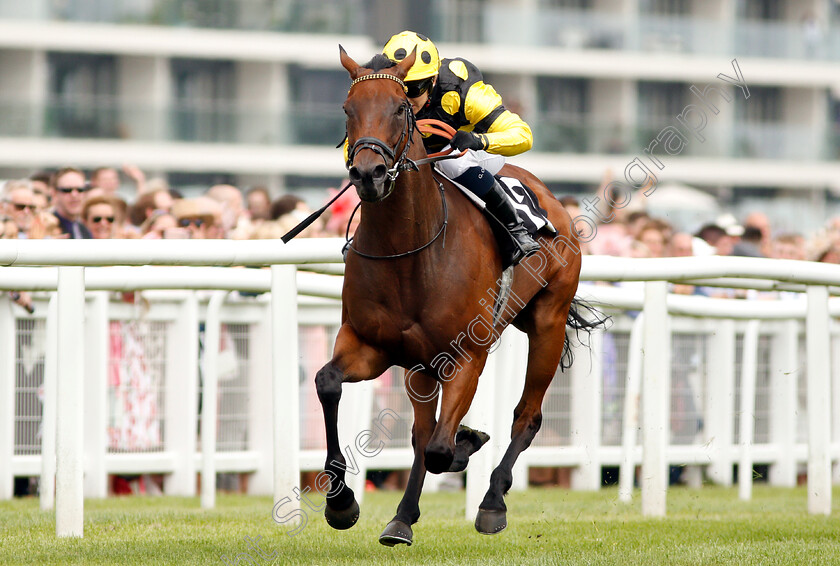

{"left": 2, "top": 486, "right": 840, "bottom": 565}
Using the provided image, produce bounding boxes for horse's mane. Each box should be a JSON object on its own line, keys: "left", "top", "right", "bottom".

{"left": 362, "top": 54, "right": 397, "bottom": 72}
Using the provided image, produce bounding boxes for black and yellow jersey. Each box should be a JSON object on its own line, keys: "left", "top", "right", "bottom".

{"left": 417, "top": 57, "right": 533, "bottom": 157}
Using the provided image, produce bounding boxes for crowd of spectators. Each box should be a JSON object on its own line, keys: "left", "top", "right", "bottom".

{"left": 2, "top": 165, "right": 839, "bottom": 309}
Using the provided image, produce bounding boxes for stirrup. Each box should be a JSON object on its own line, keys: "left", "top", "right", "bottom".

{"left": 509, "top": 225, "right": 540, "bottom": 259}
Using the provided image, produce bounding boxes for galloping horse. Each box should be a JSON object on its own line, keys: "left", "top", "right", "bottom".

{"left": 315, "top": 46, "right": 593, "bottom": 546}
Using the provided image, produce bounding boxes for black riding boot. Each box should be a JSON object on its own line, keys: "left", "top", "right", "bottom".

{"left": 483, "top": 180, "right": 540, "bottom": 264}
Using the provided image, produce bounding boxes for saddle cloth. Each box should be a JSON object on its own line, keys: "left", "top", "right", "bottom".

{"left": 444, "top": 172, "right": 557, "bottom": 237}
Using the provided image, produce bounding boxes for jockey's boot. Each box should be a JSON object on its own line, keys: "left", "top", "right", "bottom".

{"left": 483, "top": 180, "right": 540, "bottom": 264}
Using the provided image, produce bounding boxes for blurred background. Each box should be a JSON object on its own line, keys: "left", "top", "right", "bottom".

{"left": 0, "top": 0, "right": 839, "bottom": 233}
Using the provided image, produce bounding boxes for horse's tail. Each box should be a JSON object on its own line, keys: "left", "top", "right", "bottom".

{"left": 560, "top": 297, "right": 610, "bottom": 371}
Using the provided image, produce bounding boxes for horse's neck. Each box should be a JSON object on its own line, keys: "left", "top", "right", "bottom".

{"left": 355, "top": 164, "right": 441, "bottom": 256}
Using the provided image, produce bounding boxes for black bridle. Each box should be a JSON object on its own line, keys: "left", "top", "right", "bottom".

{"left": 345, "top": 74, "right": 418, "bottom": 203}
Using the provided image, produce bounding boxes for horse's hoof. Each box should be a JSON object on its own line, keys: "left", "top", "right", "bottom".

{"left": 379, "top": 520, "right": 413, "bottom": 546}
{"left": 324, "top": 499, "right": 360, "bottom": 530}
{"left": 475, "top": 508, "right": 507, "bottom": 535}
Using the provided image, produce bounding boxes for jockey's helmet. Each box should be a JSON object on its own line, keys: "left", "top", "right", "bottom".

{"left": 383, "top": 31, "right": 440, "bottom": 82}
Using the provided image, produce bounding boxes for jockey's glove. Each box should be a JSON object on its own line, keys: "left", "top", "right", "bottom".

{"left": 450, "top": 130, "right": 488, "bottom": 152}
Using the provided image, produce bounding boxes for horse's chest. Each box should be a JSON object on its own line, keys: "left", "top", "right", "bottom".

{"left": 348, "top": 302, "right": 438, "bottom": 360}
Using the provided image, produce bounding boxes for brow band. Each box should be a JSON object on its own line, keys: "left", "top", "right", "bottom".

{"left": 350, "top": 73, "right": 408, "bottom": 93}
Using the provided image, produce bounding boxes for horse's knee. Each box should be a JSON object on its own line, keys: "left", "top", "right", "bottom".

{"left": 315, "top": 363, "right": 343, "bottom": 405}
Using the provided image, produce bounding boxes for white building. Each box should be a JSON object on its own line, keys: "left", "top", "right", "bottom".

{"left": 0, "top": 0, "right": 838, "bottom": 230}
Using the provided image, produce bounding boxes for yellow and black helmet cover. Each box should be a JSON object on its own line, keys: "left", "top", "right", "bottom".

{"left": 383, "top": 30, "right": 441, "bottom": 82}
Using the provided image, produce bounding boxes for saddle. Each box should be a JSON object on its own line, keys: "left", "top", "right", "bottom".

{"left": 439, "top": 169, "right": 557, "bottom": 262}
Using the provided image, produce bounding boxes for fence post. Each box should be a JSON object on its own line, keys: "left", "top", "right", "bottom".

{"left": 619, "top": 313, "right": 645, "bottom": 503}
{"left": 706, "top": 319, "right": 735, "bottom": 487}
{"left": 769, "top": 319, "right": 798, "bottom": 487}
{"left": 201, "top": 291, "right": 230, "bottom": 509}
{"left": 833, "top": 331, "right": 840, "bottom": 486}
{"left": 0, "top": 294, "right": 14, "bottom": 500}
{"left": 272, "top": 265, "right": 300, "bottom": 526}
{"left": 55, "top": 266, "right": 85, "bottom": 538}
{"left": 84, "top": 292, "right": 109, "bottom": 499}
{"left": 641, "top": 281, "right": 670, "bottom": 517}
{"left": 806, "top": 285, "right": 831, "bottom": 515}
{"left": 164, "top": 292, "right": 199, "bottom": 496}
{"left": 41, "top": 294, "right": 58, "bottom": 510}
{"left": 571, "top": 318, "right": 603, "bottom": 491}
{"left": 465, "top": 332, "right": 500, "bottom": 521}
{"left": 247, "top": 296, "right": 274, "bottom": 495}
{"left": 738, "top": 320, "right": 760, "bottom": 501}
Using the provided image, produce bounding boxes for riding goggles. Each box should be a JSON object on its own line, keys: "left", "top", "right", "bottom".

{"left": 405, "top": 77, "right": 434, "bottom": 99}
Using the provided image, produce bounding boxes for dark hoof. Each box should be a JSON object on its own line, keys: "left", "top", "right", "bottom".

{"left": 449, "top": 426, "right": 491, "bottom": 472}
{"left": 379, "top": 519, "right": 413, "bottom": 546}
{"left": 475, "top": 508, "right": 507, "bottom": 535}
{"left": 456, "top": 425, "right": 491, "bottom": 448}
{"left": 324, "top": 499, "right": 360, "bottom": 530}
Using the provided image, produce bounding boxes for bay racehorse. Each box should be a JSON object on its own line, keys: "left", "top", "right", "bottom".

{"left": 315, "top": 46, "right": 598, "bottom": 546}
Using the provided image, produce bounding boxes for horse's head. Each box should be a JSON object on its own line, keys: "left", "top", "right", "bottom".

{"left": 340, "top": 46, "right": 417, "bottom": 203}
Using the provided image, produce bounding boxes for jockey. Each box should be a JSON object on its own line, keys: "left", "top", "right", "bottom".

{"left": 382, "top": 30, "right": 541, "bottom": 264}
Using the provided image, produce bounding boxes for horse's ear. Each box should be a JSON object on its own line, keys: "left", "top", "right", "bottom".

{"left": 339, "top": 45, "right": 362, "bottom": 79}
{"left": 393, "top": 47, "right": 417, "bottom": 81}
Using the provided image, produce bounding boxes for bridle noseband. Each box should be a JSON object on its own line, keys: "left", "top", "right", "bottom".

{"left": 346, "top": 73, "right": 418, "bottom": 202}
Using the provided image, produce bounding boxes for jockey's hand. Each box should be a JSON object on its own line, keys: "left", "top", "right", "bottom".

{"left": 450, "top": 131, "right": 487, "bottom": 152}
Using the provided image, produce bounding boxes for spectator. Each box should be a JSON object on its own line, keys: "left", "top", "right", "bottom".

{"left": 90, "top": 167, "right": 121, "bottom": 195}
{"left": 270, "top": 194, "right": 306, "bottom": 221}
{"left": 206, "top": 184, "right": 249, "bottom": 239}
{"left": 323, "top": 184, "right": 361, "bottom": 237}
{"left": 636, "top": 222, "right": 666, "bottom": 258}
{"left": 246, "top": 186, "right": 272, "bottom": 222}
{"left": 86, "top": 187, "right": 131, "bottom": 236}
{"left": 50, "top": 167, "right": 92, "bottom": 239}
{"left": 771, "top": 233, "right": 805, "bottom": 261}
{"left": 2, "top": 180, "right": 37, "bottom": 238}
{"left": 28, "top": 172, "right": 52, "bottom": 213}
{"left": 127, "top": 188, "right": 173, "bottom": 228}
{"left": 695, "top": 223, "right": 734, "bottom": 256}
{"left": 733, "top": 226, "right": 765, "bottom": 258}
{"left": 82, "top": 196, "right": 120, "bottom": 240}
{"left": 171, "top": 197, "right": 222, "bottom": 239}
{"left": 139, "top": 210, "right": 178, "bottom": 239}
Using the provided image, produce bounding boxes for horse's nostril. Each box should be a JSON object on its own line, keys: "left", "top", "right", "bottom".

{"left": 372, "top": 164, "right": 388, "bottom": 181}
{"left": 348, "top": 166, "right": 362, "bottom": 182}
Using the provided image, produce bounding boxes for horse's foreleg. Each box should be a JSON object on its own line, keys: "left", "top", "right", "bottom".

{"left": 316, "top": 324, "right": 389, "bottom": 530}
{"left": 380, "top": 371, "right": 439, "bottom": 547}
{"left": 475, "top": 317, "right": 568, "bottom": 535}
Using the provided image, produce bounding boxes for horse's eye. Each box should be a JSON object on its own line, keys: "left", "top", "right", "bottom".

{"left": 395, "top": 105, "right": 405, "bottom": 116}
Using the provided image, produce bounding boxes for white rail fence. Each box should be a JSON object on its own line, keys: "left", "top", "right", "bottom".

{"left": 0, "top": 238, "right": 838, "bottom": 537}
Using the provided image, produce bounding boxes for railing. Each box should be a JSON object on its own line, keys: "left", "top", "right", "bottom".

{"left": 0, "top": 0, "right": 368, "bottom": 35}
{"left": 478, "top": 7, "right": 840, "bottom": 61}
{"left": 0, "top": 239, "right": 838, "bottom": 536}
{"left": 3, "top": 98, "right": 836, "bottom": 163}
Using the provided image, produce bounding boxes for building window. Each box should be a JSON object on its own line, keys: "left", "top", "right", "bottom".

{"left": 288, "top": 66, "right": 348, "bottom": 146}
{"left": 740, "top": 0, "right": 782, "bottom": 21}
{"left": 640, "top": 0, "right": 690, "bottom": 16}
{"left": 171, "top": 58, "right": 235, "bottom": 143}
{"left": 736, "top": 86, "right": 781, "bottom": 123}
{"left": 47, "top": 53, "right": 117, "bottom": 138}
{"left": 637, "top": 81, "right": 689, "bottom": 155}
{"left": 535, "top": 77, "right": 590, "bottom": 152}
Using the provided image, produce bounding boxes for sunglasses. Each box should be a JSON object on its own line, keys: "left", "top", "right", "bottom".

{"left": 405, "top": 77, "right": 434, "bottom": 98}
{"left": 179, "top": 218, "right": 205, "bottom": 228}
{"left": 56, "top": 185, "right": 90, "bottom": 194}
{"left": 91, "top": 216, "right": 115, "bottom": 224}
{"left": 10, "top": 203, "right": 36, "bottom": 212}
